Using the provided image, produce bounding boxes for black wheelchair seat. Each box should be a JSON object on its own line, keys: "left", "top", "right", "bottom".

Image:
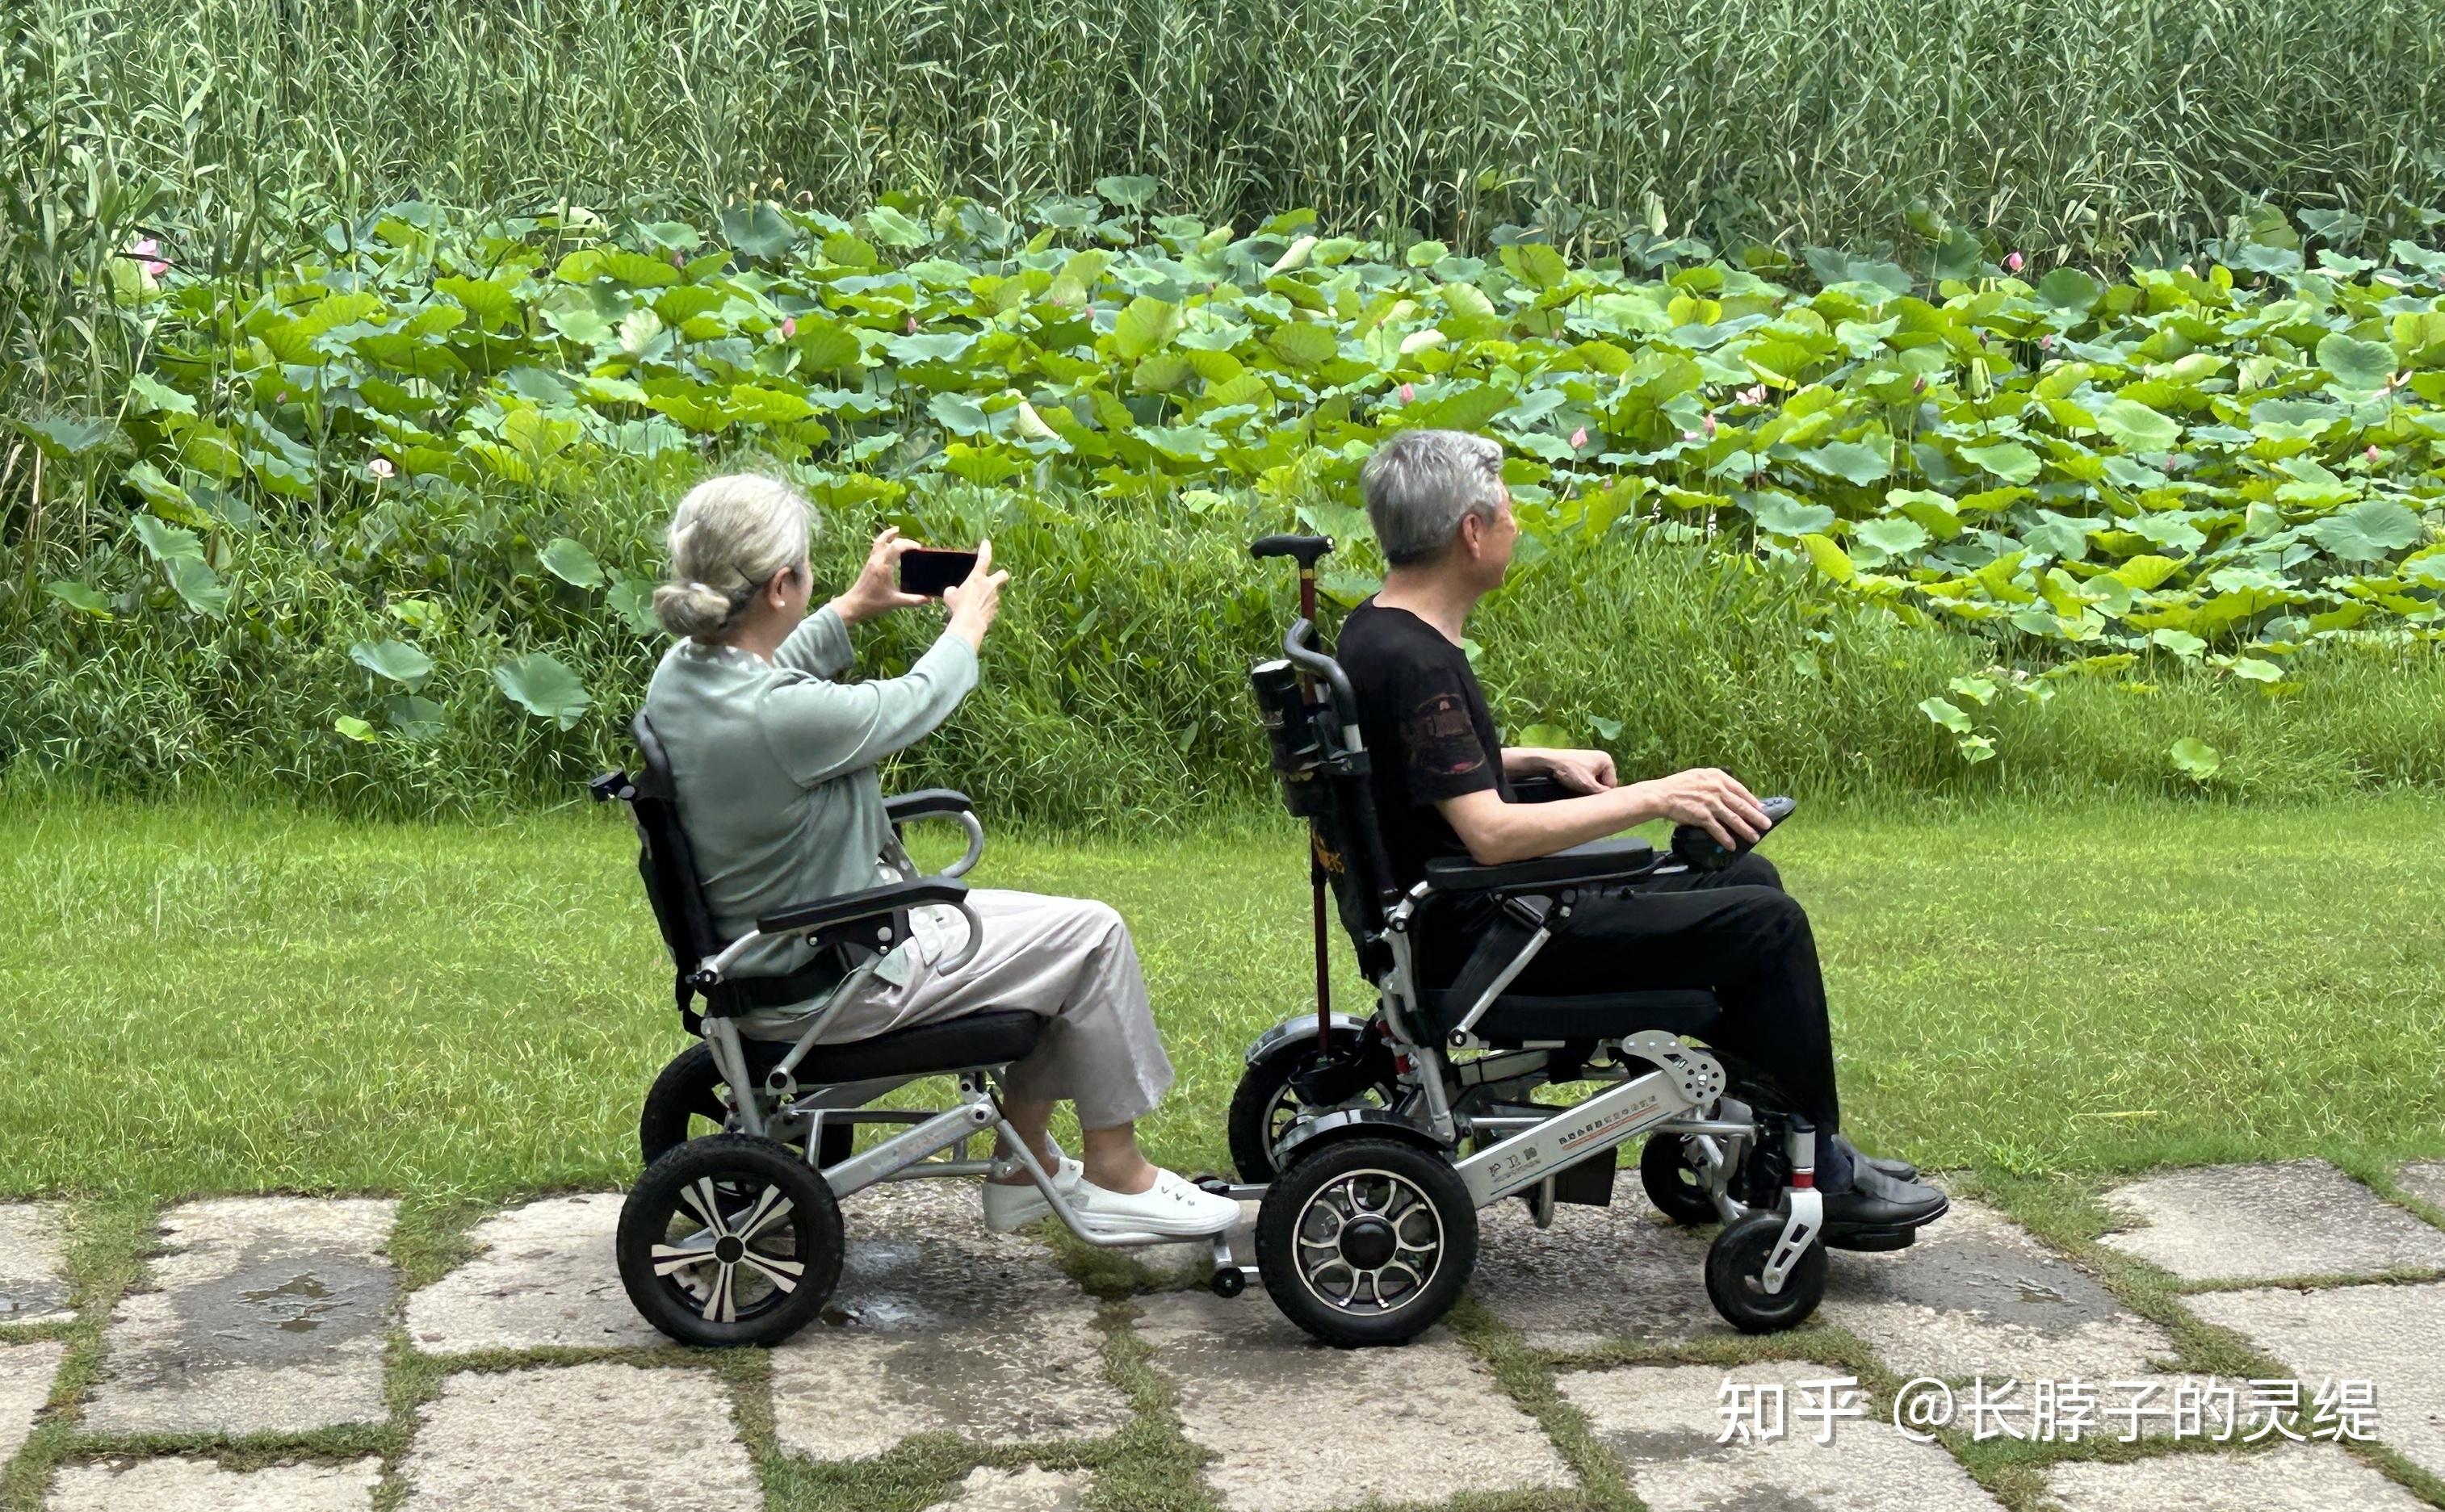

{"left": 1425, "top": 987, "right": 1722, "bottom": 1044}
{"left": 736, "top": 1010, "right": 1043, "bottom": 1083}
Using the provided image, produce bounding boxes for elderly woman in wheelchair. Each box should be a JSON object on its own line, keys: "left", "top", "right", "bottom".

{"left": 596, "top": 473, "right": 1237, "bottom": 1346}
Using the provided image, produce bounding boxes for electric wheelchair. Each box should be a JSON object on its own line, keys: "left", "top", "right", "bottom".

{"left": 589, "top": 712, "right": 1223, "bottom": 1347}
{"left": 1212, "top": 534, "right": 1868, "bottom": 1347}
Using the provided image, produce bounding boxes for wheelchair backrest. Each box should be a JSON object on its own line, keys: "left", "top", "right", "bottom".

{"left": 1248, "top": 628, "right": 1402, "bottom": 978}
{"left": 592, "top": 712, "right": 728, "bottom": 1016}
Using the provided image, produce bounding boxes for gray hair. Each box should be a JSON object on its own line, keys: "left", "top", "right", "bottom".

{"left": 652, "top": 473, "right": 815, "bottom": 639}
{"left": 1358, "top": 429, "right": 1507, "bottom": 566}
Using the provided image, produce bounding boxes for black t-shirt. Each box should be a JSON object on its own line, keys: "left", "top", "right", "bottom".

{"left": 1335, "top": 598, "right": 1513, "bottom": 895}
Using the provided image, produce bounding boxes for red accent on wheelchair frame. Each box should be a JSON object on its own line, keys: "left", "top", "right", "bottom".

{"left": 1792, "top": 1171, "right": 1814, "bottom": 1188}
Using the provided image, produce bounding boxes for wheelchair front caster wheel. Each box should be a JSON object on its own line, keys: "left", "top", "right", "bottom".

{"left": 1704, "top": 1209, "right": 1826, "bottom": 1334}
{"left": 1255, "top": 1135, "right": 1477, "bottom": 1347}
{"left": 1209, "top": 1266, "right": 1247, "bottom": 1299}
{"left": 618, "top": 1133, "right": 844, "bottom": 1347}
{"left": 1640, "top": 1133, "right": 1723, "bottom": 1226}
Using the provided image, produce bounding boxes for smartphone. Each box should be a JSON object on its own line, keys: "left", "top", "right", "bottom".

{"left": 898, "top": 547, "right": 979, "bottom": 598}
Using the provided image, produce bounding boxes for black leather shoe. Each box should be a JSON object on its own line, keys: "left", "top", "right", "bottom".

{"left": 1820, "top": 1163, "right": 1948, "bottom": 1250}
{"left": 1834, "top": 1133, "right": 1917, "bottom": 1183}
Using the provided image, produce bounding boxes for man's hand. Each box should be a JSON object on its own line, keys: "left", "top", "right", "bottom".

{"left": 827, "top": 526, "right": 932, "bottom": 626}
{"left": 1541, "top": 748, "right": 1617, "bottom": 794}
{"left": 1506, "top": 746, "right": 1618, "bottom": 794}
{"left": 1629, "top": 767, "right": 1773, "bottom": 852}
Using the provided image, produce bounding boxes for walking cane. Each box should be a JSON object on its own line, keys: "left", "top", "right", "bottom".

{"left": 1249, "top": 533, "right": 1336, "bottom": 1044}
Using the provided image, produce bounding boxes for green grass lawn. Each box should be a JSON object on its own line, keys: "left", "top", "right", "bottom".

{"left": 5, "top": 789, "right": 2443, "bottom": 1206}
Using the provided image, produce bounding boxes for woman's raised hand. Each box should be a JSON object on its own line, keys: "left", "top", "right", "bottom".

{"left": 943, "top": 538, "right": 1009, "bottom": 650}
{"left": 829, "top": 526, "right": 931, "bottom": 625}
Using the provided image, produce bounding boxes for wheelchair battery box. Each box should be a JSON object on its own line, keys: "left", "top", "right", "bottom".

{"left": 1551, "top": 1150, "right": 1619, "bottom": 1208}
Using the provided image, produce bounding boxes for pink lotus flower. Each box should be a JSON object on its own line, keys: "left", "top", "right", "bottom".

{"left": 367, "top": 458, "right": 394, "bottom": 480}
{"left": 780, "top": 317, "right": 797, "bottom": 339}
{"left": 906, "top": 315, "right": 919, "bottom": 334}
{"left": 2367, "top": 444, "right": 2381, "bottom": 463}
{"left": 145, "top": 261, "right": 168, "bottom": 278}
{"left": 1399, "top": 383, "right": 1415, "bottom": 404}
{"left": 1738, "top": 383, "right": 1768, "bottom": 406}
{"left": 1682, "top": 429, "right": 1701, "bottom": 442}
{"left": 128, "top": 237, "right": 159, "bottom": 258}
{"left": 1570, "top": 425, "right": 1588, "bottom": 450}
{"left": 2004, "top": 251, "right": 2025, "bottom": 274}
{"left": 1703, "top": 413, "right": 1717, "bottom": 437}
{"left": 1912, "top": 375, "right": 1928, "bottom": 393}
{"left": 275, "top": 390, "right": 288, "bottom": 404}
{"left": 2040, "top": 333, "right": 2055, "bottom": 352}
{"left": 671, "top": 250, "right": 686, "bottom": 268}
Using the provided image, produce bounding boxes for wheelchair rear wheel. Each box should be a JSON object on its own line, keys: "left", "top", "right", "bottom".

{"left": 1227, "top": 1035, "right": 1399, "bottom": 1182}
{"left": 1704, "top": 1208, "right": 1826, "bottom": 1334}
{"left": 1255, "top": 1135, "right": 1476, "bottom": 1347}
{"left": 1639, "top": 1133, "right": 1725, "bottom": 1226}
{"left": 618, "top": 1133, "right": 844, "bottom": 1348}
{"left": 639, "top": 1043, "right": 854, "bottom": 1170}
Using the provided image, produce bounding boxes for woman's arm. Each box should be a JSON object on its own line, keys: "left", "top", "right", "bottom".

{"left": 758, "top": 631, "right": 979, "bottom": 787}
{"left": 758, "top": 542, "right": 1006, "bottom": 789}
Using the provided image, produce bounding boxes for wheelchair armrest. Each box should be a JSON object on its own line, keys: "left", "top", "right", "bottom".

{"left": 1423, "top": 837, "right": 1658, "bottom": 895}
{"left": 1504, "top": 774, "right": 1572, "bottom": 805}
{"left": 883, "top": 788, "right": 974, "bottom": 823}
{"left": 757, "top": 877, "right": 970, "bottom": 937}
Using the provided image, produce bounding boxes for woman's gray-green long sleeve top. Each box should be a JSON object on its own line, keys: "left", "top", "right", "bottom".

{"left": 641, "top": 605, "right": 978, "bottom": 1015}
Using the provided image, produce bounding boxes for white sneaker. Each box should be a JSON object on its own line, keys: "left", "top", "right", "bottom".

{"left": 982, "top": 1145, "right": 1084, "bottom": 1233}
{"left": 1072, "top": 1167, "right": 1243, "bottom": 1238}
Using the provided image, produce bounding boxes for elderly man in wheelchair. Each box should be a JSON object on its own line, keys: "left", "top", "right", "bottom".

{"left": 1216, "top": 426, "right": 1948, "bottom": 1346}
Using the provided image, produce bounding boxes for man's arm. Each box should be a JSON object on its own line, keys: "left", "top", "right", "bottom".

{"left": 1436, "top": 769, "right": 1772, "bottom": 865}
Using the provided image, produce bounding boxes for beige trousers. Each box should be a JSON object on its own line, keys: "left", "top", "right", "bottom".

{"left": 749, "top": 889, "right": 1176, "bottom": 1130}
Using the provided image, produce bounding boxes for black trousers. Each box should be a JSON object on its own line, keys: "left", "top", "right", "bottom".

{"left": 1439, "top": 849, "right": 1852, "bottom": 1186}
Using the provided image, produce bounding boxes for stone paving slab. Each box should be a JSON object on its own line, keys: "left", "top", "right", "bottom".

{"left": 2188, "top": 1278, "right": 2445, "bottom": 1478}
{"left": 2099, "top": 1160, "right": 2445, "bottom": 1283}
{"left": 1469, "top": 1197, "right": 1728, "bottom": 1351}
{"left": 1559, "top": 1359, "right": 2007, "bottom": 1511}
{"left": 1134, "top": 1289, "right": 1572, "bottom": 1512}
{"left": 924, "top": 1465, "right": 1093, "bottom": 1511}
{"left": 84, "top": 1198, "right": 396, "bottom": 1437}
{"left": 1825, "top": 1192, "right": 2207, "bottom": 1390}
{"left": 771, "top": 1182, "right": 1130, "bottom": 1460}
{"left": 401, "top": 1361, "right": 756, "bottom": 1510}
{"left": 2395, "top": 1158, "right": 2445, "bottom": 1213}
{"left": 1, "top": 1339, "right": 65, "bottom": 1465}
{"left": 48, "top": 1456, "right": 380, "bottom": 1511}
{"left": 0, "top": 1204, "right": 72, "bottom": 1325}
{"left": 405, "top": 1193, "right": 661, "bottom": 1354}
{"left": 2036, "top": 1440, "right": 2430, "bottom": 1511}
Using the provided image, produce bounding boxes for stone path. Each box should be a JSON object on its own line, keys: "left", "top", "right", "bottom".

{"left": 6, "top": 1155, "right": 2445, "bottom": 1510}
{"left": 82, "top": 1197, "right": 397, "bottom": 1437}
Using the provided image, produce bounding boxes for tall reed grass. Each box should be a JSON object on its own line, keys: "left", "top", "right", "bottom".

{"left": 18, "top": 0, "right": 2444, "bottom": 274}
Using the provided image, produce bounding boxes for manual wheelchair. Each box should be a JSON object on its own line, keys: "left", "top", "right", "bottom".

{"left": 589, "top": 711, "right": 1227, "bottom": 1348}
{"left": 1210, "top": 534, "right": 1863, "bottom": 1347}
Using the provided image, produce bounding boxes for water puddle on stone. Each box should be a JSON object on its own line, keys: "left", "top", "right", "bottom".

{"left": 239, "top": 1272, "right": 342, "bottom": 1333}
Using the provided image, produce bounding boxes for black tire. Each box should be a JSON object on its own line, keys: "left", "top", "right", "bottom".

{"left": 1639, "top": 1133, "right": 1724, "bottom": 1226}
{"left": 1226, "top": 1036, "right": 1397, "bottom": 1182}
{"left": 618, "top": 1133, "right": 844, "bottom": 1347}
{"left": 1255, "top": 1135, "right": 1476, "bottom": 1347}
{"left": 1704, "top": 1208, "right": 1826, "bottom": 1334}
{"left": 638, "top": 1043, "right": 852, "bottom": 1170}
